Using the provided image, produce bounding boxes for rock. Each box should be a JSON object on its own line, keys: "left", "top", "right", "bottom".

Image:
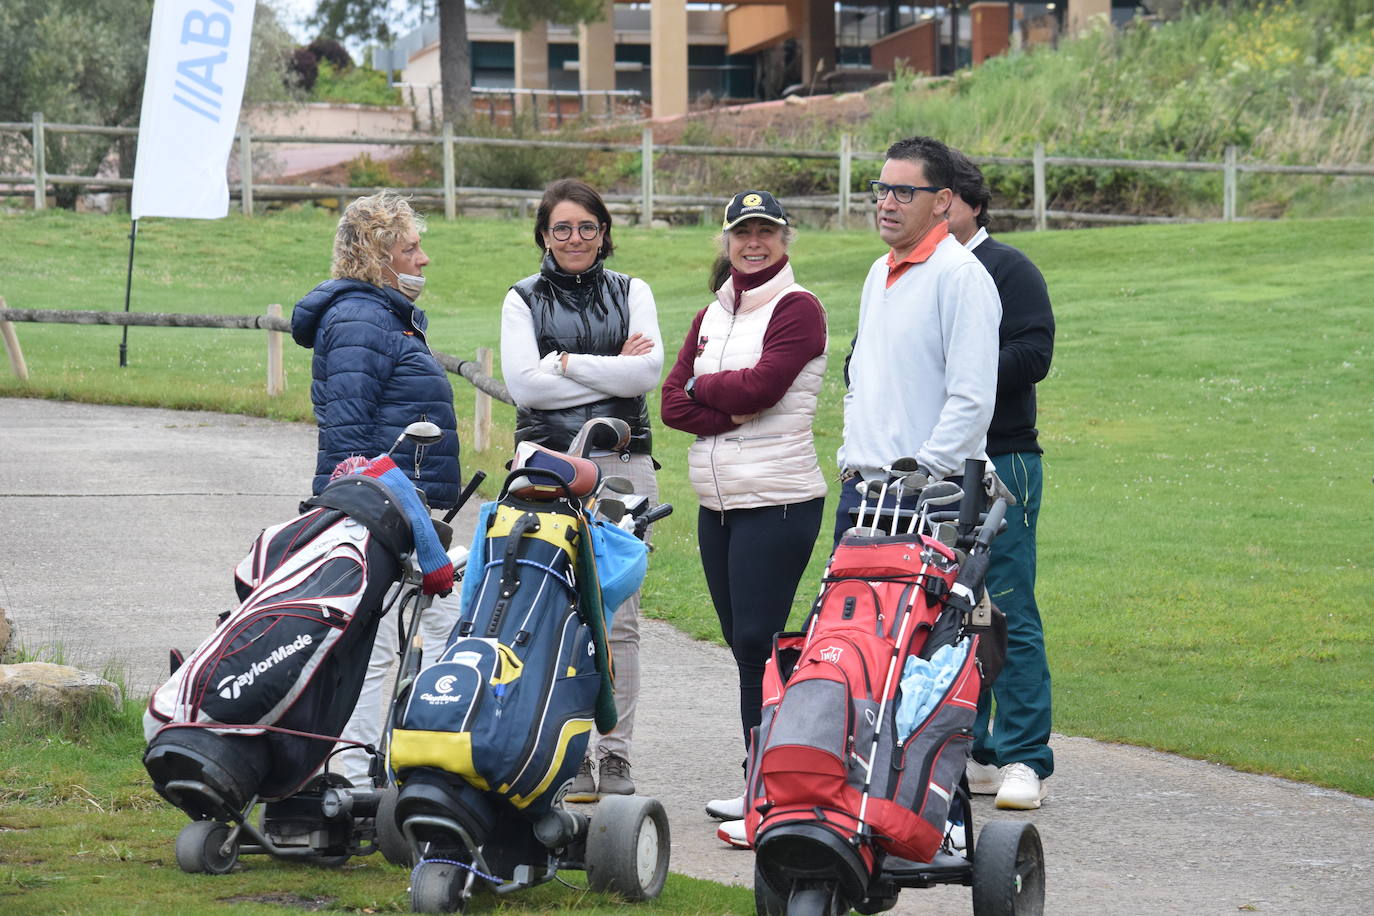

{"left": 0, "top": 607, "right": 13, "bottom": 662}
{"left": 0, "top": 662, "right": 123, "bottom": 720}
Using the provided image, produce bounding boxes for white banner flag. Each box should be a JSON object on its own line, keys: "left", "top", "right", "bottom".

{"left": 131, "top": 0, "right": 257, "bottom": 219}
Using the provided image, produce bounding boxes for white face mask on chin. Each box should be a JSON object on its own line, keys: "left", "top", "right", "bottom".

{"left": 389, "top": 265, "right": 426, "bottom": 301}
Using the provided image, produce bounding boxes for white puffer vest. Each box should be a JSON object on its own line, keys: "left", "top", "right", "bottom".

{"left": 688, "top": 263, "right": 828, "bottom": 511}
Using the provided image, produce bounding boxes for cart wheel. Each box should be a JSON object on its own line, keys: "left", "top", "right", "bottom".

{"left": 585, "top": 795, "right": 670, "bottom": 900}
{"left": 175, "top": 820, "right": 239, "bottom": 875}
{"left": 972, "top": 821, "right": 1045, "bottom": 916}
{"left": 411, "top": 860, "right": 469, "bottom": 914}
{"left": 786, "top": 879, "right": 846, "bottom": 916}
{"left": 376, "top": 784, "right": 412, "bottom": 867}
{"left": 753, "top": 861, "right": 786, "bottom": 915}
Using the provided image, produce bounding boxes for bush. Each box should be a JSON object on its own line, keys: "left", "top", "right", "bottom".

{"left": 307, "top": 37, "right": 353, "bottom": 71}
{"left": 864, "top": 2, "right": 1374, "bottom": 218}
{"left": 454, "top": 113, "right": 564, "bottom": 190}
{"left": 288, "top": 48, "right": 318, "bottom": 91}
{"left": 347, "top": 152, "right": 395, "bottom": 187}
{"left": 311, "top": 60, "right": 401, "bottom": 106}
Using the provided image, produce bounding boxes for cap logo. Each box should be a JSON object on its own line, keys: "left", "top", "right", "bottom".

{"left": 742, "top": 193, "right": 763, "bottom": 207}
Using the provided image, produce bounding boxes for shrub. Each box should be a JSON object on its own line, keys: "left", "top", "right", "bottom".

{"left": 347, "top": 152, "right": 395, "bottom": 187}
{"left": 307, "top": 37, "right": 353, "bottom": 71}
{"left": 311, "top": 60, "right": 402, "bottom": 106}
{"left": 288, "top": 48, "right": 318, "bottom": 91}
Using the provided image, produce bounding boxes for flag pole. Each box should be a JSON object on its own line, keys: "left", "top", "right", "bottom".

{"left": 120, "top": 218, "right": 137, "bottom": 368}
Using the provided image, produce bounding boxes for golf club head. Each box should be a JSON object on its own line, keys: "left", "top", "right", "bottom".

{"left": 886, "top": 457, "right": 920, "bottom": 477}
{"left": 918, "top": 481, "right": 964, "bottom": 508}
{"left": 596, "top": 498, "right": 627, "bottom": 523}
{"left": 568, "top": 417, "right": 631, "bottom": 458}
{"left": 601, "top": 475, "right": 635, "bottom": 496}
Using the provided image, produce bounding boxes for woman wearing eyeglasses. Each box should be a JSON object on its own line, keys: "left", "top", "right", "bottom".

{"left": 499, "top": 177, "right": 663, "bottom": 801}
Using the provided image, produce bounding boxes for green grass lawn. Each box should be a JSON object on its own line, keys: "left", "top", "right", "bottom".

{"left": 0, "top": 699, "right": 755, "bottom": 915}
{"left": 1, "top": 207, "right": 1371, "bottom": 814}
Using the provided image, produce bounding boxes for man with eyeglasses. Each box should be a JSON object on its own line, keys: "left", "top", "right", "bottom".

{"left": 945, "top": 149, "right": 1055, "bottom": 812}
{"left": 833, "top": 135, "right": 1001, "bottom": 545}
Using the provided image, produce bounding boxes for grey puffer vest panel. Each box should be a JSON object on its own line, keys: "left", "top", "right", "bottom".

{"left": 509, "top": 253, "right": 653, "bottom": 455}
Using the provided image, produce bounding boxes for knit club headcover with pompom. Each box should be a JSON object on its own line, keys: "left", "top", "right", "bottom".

{"left": 360, "top": 455, "right": 454, "bottom": 595}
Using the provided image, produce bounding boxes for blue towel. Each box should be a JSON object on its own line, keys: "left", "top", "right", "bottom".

{"left": 896, "top": 639, "right": 971, "bottom": 737}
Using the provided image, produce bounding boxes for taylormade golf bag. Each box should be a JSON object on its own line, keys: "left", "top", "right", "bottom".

{"left": 143, "top": 463, "right": 447, "bottom": 817}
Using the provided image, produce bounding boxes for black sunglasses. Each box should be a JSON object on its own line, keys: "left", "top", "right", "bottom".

{"left": 869, "top": 180, "right": 944, "bottom": 204}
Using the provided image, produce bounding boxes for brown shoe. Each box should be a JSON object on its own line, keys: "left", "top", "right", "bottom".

{"left": 564, "top": 755, "right": 598, "bottom": 802}
{"left": 597, "top": 753, "right": 635, "bottom": 796}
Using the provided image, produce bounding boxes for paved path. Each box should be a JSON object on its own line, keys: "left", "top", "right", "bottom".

{"left": 2, "top": 398, "right": 1372, "bottom": 915}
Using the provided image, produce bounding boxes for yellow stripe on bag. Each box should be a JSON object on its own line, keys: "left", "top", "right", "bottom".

{"left": 507, "top": 718, "right": 594, "bottom": 809}
{"left": 389, "top": 729, "right": 491, "bottom": 790}
{"left": 492, "top": 643, "right": 523, "bottom": 686}
{"left": 487, "top": 504, "right": 579, "bottom": 562}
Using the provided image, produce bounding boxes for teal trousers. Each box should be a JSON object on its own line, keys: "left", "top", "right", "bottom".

{"left": 972, "top": 452, "right": 1054, "bottom": 778}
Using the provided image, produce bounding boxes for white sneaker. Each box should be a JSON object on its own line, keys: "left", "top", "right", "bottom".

{"left": 706, "top": 795, "right": 746, "bottom": 821}
{"left": 944, "top": 819, "right": 967, "bottom": 852}
{"left": 716, "top": 818, "right": 749, "bottom": 848}
{"left": 995, "top": 763, "right": 1048, "bottom": 810}
{"left": 966, "top": 759, "right": 1002, "bottom": 795}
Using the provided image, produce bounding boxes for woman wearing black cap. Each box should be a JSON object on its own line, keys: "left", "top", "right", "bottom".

{"left": 660, "top": 190, "right": 829, "bottom": 847}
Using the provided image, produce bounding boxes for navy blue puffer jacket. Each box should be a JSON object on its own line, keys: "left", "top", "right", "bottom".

{"left": 291, "top": 279, "right": 460, "bottom": 509}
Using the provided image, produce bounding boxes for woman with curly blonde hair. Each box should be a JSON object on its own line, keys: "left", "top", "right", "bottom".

{"left": 291, "top": 190, "right": 461, "bottom": 786}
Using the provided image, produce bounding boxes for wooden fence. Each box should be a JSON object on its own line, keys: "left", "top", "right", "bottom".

{"left": 4, "top": 113, "right": 1374, "bottom": 228}
{"left": 0, "top": 297, "right": 513, "bottom": 452}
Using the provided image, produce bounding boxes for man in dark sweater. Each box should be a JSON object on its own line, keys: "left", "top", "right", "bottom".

{"left": 947, "top": 150, "right": 1057, "bottom": 810}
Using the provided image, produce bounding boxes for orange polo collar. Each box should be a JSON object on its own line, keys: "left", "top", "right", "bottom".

{"left": 885, "top": 221, "right": 949, "bottom": 288}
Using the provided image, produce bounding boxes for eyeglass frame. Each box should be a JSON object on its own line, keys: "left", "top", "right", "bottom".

{"left": 547, "top": 221, "right": 604, "bottom": 242}
{"left": 869, "top": 180, "right": 945, "bottom": 204}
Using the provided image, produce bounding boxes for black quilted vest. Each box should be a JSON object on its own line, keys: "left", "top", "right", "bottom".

{"left": 509, "top": 252, "right": 653, "bottom": 455}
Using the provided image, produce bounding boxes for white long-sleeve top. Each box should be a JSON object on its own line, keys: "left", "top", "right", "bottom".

{"left": 500, "top": 276, "right": 664, "bottom": 409}
{"left": 838, "top": 234, "right": 1001, "bottom": 480}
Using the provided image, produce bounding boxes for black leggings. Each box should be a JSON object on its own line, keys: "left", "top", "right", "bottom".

{"left": 698, "top": 497, "right": 825, "bottom": 749}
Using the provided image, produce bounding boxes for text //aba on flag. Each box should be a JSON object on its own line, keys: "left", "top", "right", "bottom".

{"left": 131, "top": 0, "right": 257, "bottom": 220}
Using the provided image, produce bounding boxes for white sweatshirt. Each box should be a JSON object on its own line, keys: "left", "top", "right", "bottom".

{"left": 837, "top": 235, "right": 1001, "bottom": 480}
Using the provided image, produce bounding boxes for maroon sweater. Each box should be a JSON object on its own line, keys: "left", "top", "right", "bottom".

{"left": 661, "top": 257, "right": 826, "bottom": 437}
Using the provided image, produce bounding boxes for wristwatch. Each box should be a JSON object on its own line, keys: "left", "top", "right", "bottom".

{"left": 685, "top": 376, "right": 697, "bottom": 400}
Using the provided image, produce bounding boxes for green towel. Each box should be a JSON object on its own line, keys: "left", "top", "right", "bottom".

{"left": 575, "top": 512, "right": 619, "bottom": 734}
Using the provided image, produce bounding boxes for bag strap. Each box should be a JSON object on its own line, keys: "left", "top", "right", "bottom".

{"left": 485, "top": 510, "right": 542, "bottom": 638}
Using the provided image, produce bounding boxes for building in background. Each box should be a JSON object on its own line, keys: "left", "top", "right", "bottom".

{"left": 375, "top": 0, "right": 1150, "bottom": 121}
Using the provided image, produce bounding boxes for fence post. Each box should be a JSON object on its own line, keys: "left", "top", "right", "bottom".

{"left": 442, "top": 121, "right": 456, "bottom": 221}
{"left": 1033, "top": 142, "right": 1047, "bottom": 231}
{"left": 838, "top": 133, "right": 852, "bottom": 226}
{"left": 1, "top": 298, "right": 28, "bottom": 381}
{"left": 474, "top": 346, "right": 493, "bottom": 453}
{"left": 239, "top": 124, "right": 254, "bottom": 216}
{"left": 31, "top": 112, "right": 46, "bottom": 211}
{"left": 265, "top": 303, "right": 285, "bottom": 395}
{"left": 640, "top": 127, "right": 654, "bottom": 226}
{"left": 1223, "top": 145, "right": 1237, "bottom": 222}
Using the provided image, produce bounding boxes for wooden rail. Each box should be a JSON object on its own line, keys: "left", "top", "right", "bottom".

{"left": 5, "top": 113, "right": 1373, "bottom": 228}
{"left": 0, "top": 305, "right": 514, "bottom": 450}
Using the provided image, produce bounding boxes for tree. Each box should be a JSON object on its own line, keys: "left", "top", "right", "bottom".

{"left": 0, "top": 1, "right": 297, "bottom": 209}
{"left": 310, "top": 0, "right": 606, "bottom": 126}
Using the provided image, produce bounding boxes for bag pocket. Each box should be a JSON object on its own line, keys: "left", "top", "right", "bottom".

{"left": 879, "top": 637, "right": 981, "bottom": 862}
{"left": 389, "top": 638, "right": 503, "bottom": 787}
